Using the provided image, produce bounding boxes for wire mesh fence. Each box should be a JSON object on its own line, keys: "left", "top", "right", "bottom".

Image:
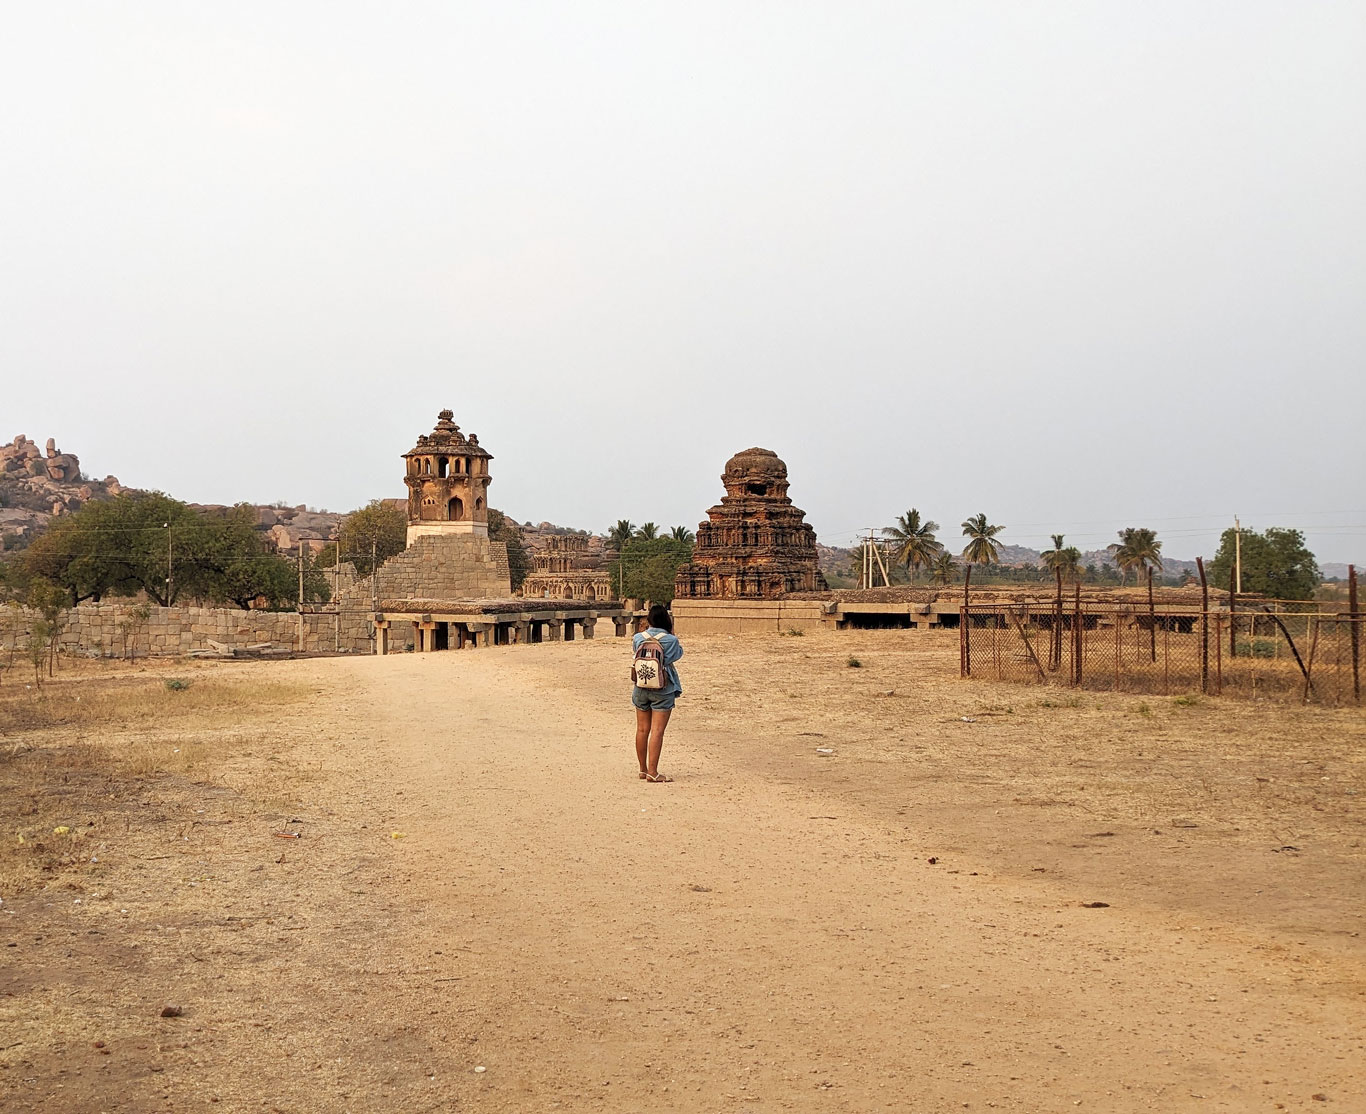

{"left": 960, "top": 599, "right": 1363, "bottom": 706}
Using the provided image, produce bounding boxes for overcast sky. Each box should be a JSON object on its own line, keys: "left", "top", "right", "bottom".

{"left": 3, "top": 2, "right": 1363, "bottom": 563}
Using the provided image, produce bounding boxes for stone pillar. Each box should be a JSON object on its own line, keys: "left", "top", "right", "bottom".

{"left": 418, "top": 621, "right": 438, "bottom": 651}
{"left": 613, "top": 616, "right": 632, "bottom": 638}
{"left": 546, "top": 619, "right": 564, "bottom": 642}
{"left": 581, "top": 617, "right": 596, "bottom": 639}
{"left": 513, "top": 621, "right": 530, "bottom": 644}
{"left": 466, "top": 622, "right": 489, "bottom": 647}
{"left": 375, "top": 620, "right": 390, "bottom": 655}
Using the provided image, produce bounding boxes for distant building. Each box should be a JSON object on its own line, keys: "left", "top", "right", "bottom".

{"left": 522, "top": 534, "right": 614, "bottom": 601}
{"left": 674, "top": 447, "right": 827, "bottom": 599}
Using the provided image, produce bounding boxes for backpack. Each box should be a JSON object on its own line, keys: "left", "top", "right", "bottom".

{"left": 632, "top": 631, "right": 669, "bottom": 690}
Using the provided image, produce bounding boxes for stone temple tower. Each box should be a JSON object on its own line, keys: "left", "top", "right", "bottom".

{"left": 403, "top": 410, "right": 493, "bottom": 545}
{"left": 674, "top": 447, "right": 827, "bottom": 599}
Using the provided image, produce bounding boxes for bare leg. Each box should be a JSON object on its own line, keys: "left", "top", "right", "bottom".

{"left": 646, "top": 708, "right": 673, "bottom": 779}
{"left": 634, "top": 707, "right": 651, "bottom": 777}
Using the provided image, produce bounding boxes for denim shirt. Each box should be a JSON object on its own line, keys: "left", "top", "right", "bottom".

{"left": 633, "top": 627, "right": 684, "bottom": 695}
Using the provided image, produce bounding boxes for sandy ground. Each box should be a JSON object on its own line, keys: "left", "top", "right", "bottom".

{"left": 2, "top": 630, "right": 1364, "bottom": 1113}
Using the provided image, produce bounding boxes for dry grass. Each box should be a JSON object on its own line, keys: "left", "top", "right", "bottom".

{"left": 683, "top": 629, "right": 1366, "bottom": 843}
{"left": 0, "top": 660, "right": 313, "bottom": 895}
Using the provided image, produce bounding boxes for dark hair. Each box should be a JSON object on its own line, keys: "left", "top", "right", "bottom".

{"left": 647, "top": 604, "right": 673, "bottom": 633}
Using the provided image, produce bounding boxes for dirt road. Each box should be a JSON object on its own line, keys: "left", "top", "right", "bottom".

{"left": 3, "top": 632, "right": 1363, "bottom": 1111}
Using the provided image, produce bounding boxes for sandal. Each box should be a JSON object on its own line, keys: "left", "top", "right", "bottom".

{"left": 645, "top": 772, "right": 673, "bottom": 783}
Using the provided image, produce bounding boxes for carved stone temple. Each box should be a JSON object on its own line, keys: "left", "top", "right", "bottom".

{"left": 330, "top": 410, "right": 629, "bottom": 652}
{"left": 674, "top": 447, "right": 827, "bottom": 599}
{"left": 403, "top": 409, "right": 493, "bottom": 542}
{"left": 521, "top": 534, "right": 613, "bottom": 602}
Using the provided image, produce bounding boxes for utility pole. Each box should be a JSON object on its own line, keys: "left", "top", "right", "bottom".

{"left": 870, "top": 530, "right": 891, "bottom": 587}
{"left": 1234, "top": 516, "right": 1242, "bottom": 594}
{"left": 164, "top": 522, "right": 173, "bottom": 606}
{"left": 371, "top": 540, "right": 378, "bottom": 612}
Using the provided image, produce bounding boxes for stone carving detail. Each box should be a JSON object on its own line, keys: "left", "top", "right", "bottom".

{"left": 674, "top": 447, "right": 827, "bottom": 599}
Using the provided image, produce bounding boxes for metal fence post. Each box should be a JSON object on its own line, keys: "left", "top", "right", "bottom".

{"left": 1073, "top": 584, "right": 1083, "bottom": 686}
{"left": 1197, "top": 557, "right": 1209, "bottom": 694}
{"left": 1350, "top": 565, "right": 1360, "bottom": 703}
{"left": 960, "top": 607, "right": 969, "bottom": 677}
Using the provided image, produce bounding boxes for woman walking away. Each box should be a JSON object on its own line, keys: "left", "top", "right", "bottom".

{"left": 632, "top": 604, "right": 683, "bottom": 783}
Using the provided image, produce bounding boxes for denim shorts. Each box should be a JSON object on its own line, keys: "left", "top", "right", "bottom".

{"left": 632, "top": 686, "right": 677, "bottom": 711}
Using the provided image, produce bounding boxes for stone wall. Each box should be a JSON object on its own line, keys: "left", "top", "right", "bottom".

{"left": 0, "top": 538, "right": 518, "bottom": 661}
{"left": 1, "top": 603, "right": 371, "bottom": 659}
{"left": 670, "top": 598, "right": 830, "bottom": 635}
{"left": 336, "top": 534, "right": 510, "bottom": 607}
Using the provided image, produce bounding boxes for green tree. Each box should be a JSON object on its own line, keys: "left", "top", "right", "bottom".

{"left": 636, "top": 522, "right": 660, "bottom": 541}
{"left": 22, "top": 492, "right": 201, "bottom": 606}
{"left": 26, "top": 577, "right": 69, "bottom": 676}
{"left": 960, "top": 513, "right": 1004, "bottom": 601}
{"left": 488, "top": 509, "right": 530, "bottom": 592}
{"left": 608, "top": 536, "right": 693, "bottom": 604}
{"left": 1112, "top": 527, "right": 1163, "bottom": 660}
{"left": 883, "top": 509, "right": 942, "bottom": 581}
{"left": 25, "top": 619, "right": 50, "bottom": 686}
{"left": 1208, "top": 526, "right": 1320, "bottom": 601}
{"left": 670, "top": 525, "right": 696, "bottom": 543}
{"left": 607, "top": 520, "right": 635, "bottom": 551}
{"left": 216, "top": 549, "right": 300, "bottom": 610}
{"left": 338, "top": 500, "right": 407, "bottom": 575}
{"left": 193, "top": 504, "right": 316, "bottom": 609}
{"left": 1041, "top": 535, "right": 1082, "bottom": 669}
{"left": 930, "top": 551, "right": 957, "bottom": 585}
{"left": 1110, "top": 527, "right": 1162, "bottom": 588}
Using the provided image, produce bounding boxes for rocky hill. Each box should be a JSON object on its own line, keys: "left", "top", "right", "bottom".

{"left": 0, "top": 435, "right": 125, "bottom": 545}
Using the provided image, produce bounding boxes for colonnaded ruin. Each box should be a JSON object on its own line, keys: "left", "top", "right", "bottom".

{"left": 521, "top": 534, "right": 613, "bottom": 602}
{"left": 674, "top": 447, "right": 827, "bottom": 600}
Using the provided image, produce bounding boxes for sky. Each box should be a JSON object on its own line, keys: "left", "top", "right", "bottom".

{"left": 3, "top": 2, "right": 1363, "bottom": 564}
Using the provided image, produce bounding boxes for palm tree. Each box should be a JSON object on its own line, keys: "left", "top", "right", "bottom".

{"left": 670, "top": 525, "right": 695, "bottom": 543}
{"left": 1113, "top": 527, "right": 1163, "bottom": 661}
{"left": 960, "top": 513, "right": 1004, "bottom": 604}
{"left": 929, "top": 552, "right": 957, "bottom": 585}
{"left": 636, "top": 522, "right": 659, "bottom": 541}
{"left": 607, "top": 520, "right": 635, "bottom": 551}
{"left": 882, "top": 509, "right": 942, "bottom": 582}
{"left": 1041, "top": 535, "right": 1084, "bottom": 670}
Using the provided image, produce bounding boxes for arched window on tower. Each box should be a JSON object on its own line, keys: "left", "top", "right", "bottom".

{"left": 448, "top": 496, "right": 465, "bottom": 521}
{"left": 438, "top": 457, "right": 449, "bottom": 478}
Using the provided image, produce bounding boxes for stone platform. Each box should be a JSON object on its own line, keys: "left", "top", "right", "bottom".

{"left": 372, "top": 597, "right": 632, "bottom": 653}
